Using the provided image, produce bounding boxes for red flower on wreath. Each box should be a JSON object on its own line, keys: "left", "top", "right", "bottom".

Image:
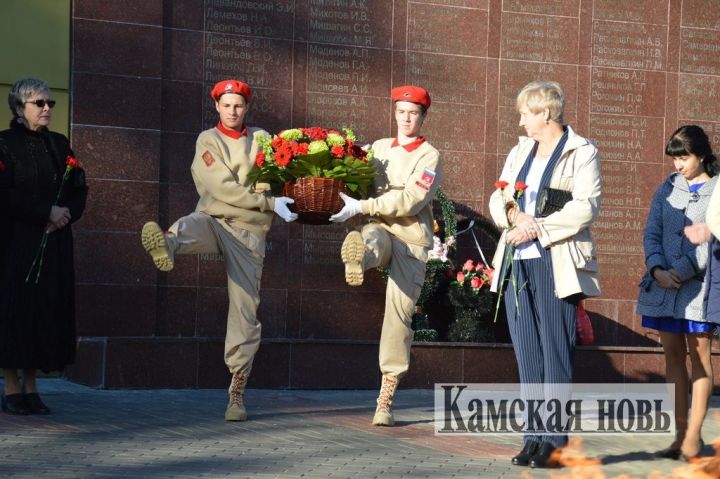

{"left": 255, "top": 151, "right": 265, "bottom": 168}
{"left": 274, "top": 145, "right": 293, "bottom": 167}
{"left": 302, "top": 127, "right": 327, "bottom": 141}
{"left": 292, "top": 142, "right": 309, "bottom": 156}
{"left": 271, "top": 136, "right": 285, "bottom": 149}
{"left": 330, "top": 145, "right": 345, "bottom": 158}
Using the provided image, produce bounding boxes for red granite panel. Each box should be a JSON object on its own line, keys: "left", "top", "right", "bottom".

{"left": 204, "top": 33, "right": 294, "bottom": 90}
{"left": 503, "top": 0, "right": 579, "bottom": 16}
{"left": 680, "top": 28, "right": 720, "bottom": 76}
{"left": 73, "top": 19, "right": 162, "bottom": 77}
{"left": 164, "top": 183, "right": 200, "bottom": 229}
{"left": 157, "top": 286, "right": 197, "bottom": 337}
{"left": 576, "top": 66, "right": 591, "bottom": 135}
{"left": 82, "top": 179, "right": 158, "bottom": 233}
{"left": 105, "top": 340, "right": 198, "bottom": 388}
{"left": 578, "top": 0, "right": 593, "bottom": 65}
{"left": 205, "top": 0, "right": 294, "bottom": 39}
{"left": 261, "top": 239, "right": 289, "bottom": 290}
{"left": 589, "top": 115, "right": 665, "bottom": 166}
{"left": 667, "top": 0, "right": 681, "bottom": 72}
{"left": 688, "top": 122, "right": 720, "bottom": 151}
{"left": 487, "top": 0, "right": 502, "bottom": 59}
{"left": 581, "top": 298, "right": 618, "bottom": 346}
{"left": 501, "top": 12, "right": 579, "bottom": 64}
{"left": 160, "top": 132, "right": 196, "bottom": 184}
{"left": 163, "top": 29, "right": 203, "bottom": 82}
{"left": 665, "top": 73, "right": 679, "bottom": 143}
{"left": 593, "top": 0, "right": 668, "bottom": 24}
{"left": 403, "top": 345, "right": 464, "bottom": 387}
{"left": 623, "top": 350, "right": 667, "bottom": 383}
{"left": 618, "top": 300, "right": 661, "bottom": 347}
{"left": 423, "top": 103, "right": 484, "bottom": 153}
{"left": 300, "top": 290, "right": 385, "bottom": 340}
{"left": 484, "top": 58, "right": 499, "bottom": 154}
{"left": 161, "top": 81, "right": 203, "bottom": 134}
{"left": 290, "top": 343, "right": 378, "bottom": 388}
{"left": 197, "top": 340, "right": 227, "bottom": 388}
{"left": 594, "top": 253, "right": 646, "bottom": 301}
{"left": 590, "top": 68, "right": 666, "bottom": 118}
{"left": 76, "top": 285, "right": 156, "bottom": 336}
{"left": 304, "top": 93, "right": 386, "bottom": 144}
{"left": 64, "top": 339, "right": 106, "bottom": 388}
{"left": 236, "top": 88, "right": 294, "bottom": 136}
{"left": 71, "top": 126, "right": 160, "bottom": 182}
{"left": 405, "top": 53, "right": 486, "bottom": 106}
{"left": 598, "top": 159, "right": 664, "bottom": 211}
{"left": 307, "top": 43, "right": 392, "bottom": 98}
{"left": 164, "top": 0, "right": 204, "bottom": 30}
{"left": 463, "top": 347, "right": 519, "bottom": 383}
{"left": 681, "top": 0, "right": 720, "bottom": 28}
{"left": 73, "top": 74, "right": 161, "bottom": 129}
{"left": 75, "top": 231, "right": 155, "bottom": 285}
{"left": 499, "top": 60, "right": 578, "bottom": 114}
{"left": 198, "top": 251, "right": 226, "bottom": 289}
{"left": 392, "top": 0, "right": 407, "bottom": 50}
{"left": 298, "top": 0, "right": 393, "bottom": 48}
{"left": 73, "top": 0, "right": 162, "bottom": 24}
{"left": 591, "top": 20, "right": 668, "bottom": 71}
{"left": 412, "top": 0, "right": 488, "bottom": 6}
{"left": 408, "top": 4, "right": 487, "bottom": 57}
{"left": 257, "top": 289, "right": 288, "bottom": 338}
{"left": 196, "top": 287, "right": 228, "bottom": 338}
{"left": 574, "top": 350, "right": 625, "bottom": 382}
{"left": 442, "top": 152, "right": 485, "bottom": 203}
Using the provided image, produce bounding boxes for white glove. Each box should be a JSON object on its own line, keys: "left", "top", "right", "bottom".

{"left": 273, "top": 196, "right": 298, "bottom": 222}
{"left": 329, "top": 193, "right": 362, "bottom": 223}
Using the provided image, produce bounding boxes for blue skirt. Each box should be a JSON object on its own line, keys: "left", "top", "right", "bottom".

{"left": 641, "top": 315, "right": 718, "bottom": 334}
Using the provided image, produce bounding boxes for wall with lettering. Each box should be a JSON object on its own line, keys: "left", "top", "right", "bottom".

{"left": 67, "top": 0, "right": 720, "bottom": 387}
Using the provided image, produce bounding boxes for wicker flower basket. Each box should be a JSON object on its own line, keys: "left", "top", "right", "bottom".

{"left": 281, "top": 177, "right": 349, "bottom": 225}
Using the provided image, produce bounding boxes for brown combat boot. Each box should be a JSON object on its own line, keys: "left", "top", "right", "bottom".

{"left": 141, "top": 222, "right": 174, "bottom": 271}
{"left": 224, "top": 371, "right": 249, "bottom": 421}
{"left": 341, "top": 230, "right": 365, "bottom": 286}
{"left": 372, "top": 374, "right": 399, "bottom": 426}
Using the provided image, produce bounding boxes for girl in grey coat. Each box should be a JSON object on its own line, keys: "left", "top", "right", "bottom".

{"left": 637, "top": 125, "right": 719, "bottom": 461}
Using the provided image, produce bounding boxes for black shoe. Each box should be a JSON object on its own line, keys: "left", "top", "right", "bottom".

{"left": 24, "top": 393, "right": 51, "bottom": 415}
{"left": 655, "top": 444, "right": 681, "bottom": 460}
{"left": 1, "top": 393, "right": 30, "bottom": 415}
{"left": 511, "top": 441, "right": 539, "bottom": 466}
{"left": 529, "top": 443, "right": 562, "bottom": 469}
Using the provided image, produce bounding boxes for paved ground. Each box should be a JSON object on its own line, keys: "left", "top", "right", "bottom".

{"left": 1, "top": 379, "right": 720, "bottom": 478}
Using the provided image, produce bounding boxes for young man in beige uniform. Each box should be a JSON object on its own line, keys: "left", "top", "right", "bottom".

{"left": 330, "top": 85, "right": 441, "bottom": 426}
{"left": 141, "top": 79, "right": 297, "bottom": 421}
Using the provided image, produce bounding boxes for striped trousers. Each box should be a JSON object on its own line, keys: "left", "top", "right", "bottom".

{"left": 503, "top": 245, "right": 579, "bottom": 448}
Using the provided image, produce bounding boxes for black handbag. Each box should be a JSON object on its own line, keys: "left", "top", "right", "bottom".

{"left": 536, "top": 187, "right": 572, "bottom": 217}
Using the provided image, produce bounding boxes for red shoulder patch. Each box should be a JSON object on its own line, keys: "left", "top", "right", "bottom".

{"left": 202, "top": 150, "right": 215, "bottom": 167}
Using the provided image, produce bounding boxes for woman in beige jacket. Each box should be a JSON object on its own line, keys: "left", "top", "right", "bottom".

{"left": 488, "top": 81, "right": 601, "bottom": 469}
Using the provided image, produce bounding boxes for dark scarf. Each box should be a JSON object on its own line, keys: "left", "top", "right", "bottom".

{"left": 514, "top": 127, "right": 569, "bottom": 214}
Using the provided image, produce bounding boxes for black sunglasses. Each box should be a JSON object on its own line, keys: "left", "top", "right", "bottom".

{"left": 24, "top": 99, "right": 56, "bottom": 109}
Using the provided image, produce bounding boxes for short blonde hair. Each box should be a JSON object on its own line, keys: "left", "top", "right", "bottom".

{"left": 516, "top": 80, "right": 565, "bottom": 124}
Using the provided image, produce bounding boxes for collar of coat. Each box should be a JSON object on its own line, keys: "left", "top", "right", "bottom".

{"left": 668, "top": 172, "right": 717, "bottom": 195}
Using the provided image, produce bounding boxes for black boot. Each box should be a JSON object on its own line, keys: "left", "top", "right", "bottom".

{"left": 529, "top": 443, "right": 562, "bottom": 468}
{"left": 511, "top": 441, "right": 539, "bottom": 466}
{"left": 24, "top": 393, "right": 51, "bottom": 415}
{"left": 1, "top": 393, "right": 30, "bottom": 415}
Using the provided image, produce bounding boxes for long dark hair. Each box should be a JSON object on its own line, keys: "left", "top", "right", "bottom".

{"left": 665, "top": 125, "right": 719, "bottom": 177}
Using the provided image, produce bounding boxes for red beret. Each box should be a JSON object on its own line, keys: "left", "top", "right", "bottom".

{"left": 391, "top": 85, "right": 431, "bottom": 109}
{"left": 211, "top": 80, "right": 252, "bottom": 102}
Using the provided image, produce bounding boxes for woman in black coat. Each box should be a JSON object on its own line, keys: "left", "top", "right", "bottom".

{"left": 0, "top": 78, "right": 87, "bottom": 415}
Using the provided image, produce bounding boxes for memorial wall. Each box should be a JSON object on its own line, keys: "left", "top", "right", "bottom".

{"left": 67, "top": 0, "right": 720, "bottom": 388}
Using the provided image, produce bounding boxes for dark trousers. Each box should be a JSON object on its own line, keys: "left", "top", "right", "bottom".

{"left": 504, "top": 246, "right": 578, "bottom": 447}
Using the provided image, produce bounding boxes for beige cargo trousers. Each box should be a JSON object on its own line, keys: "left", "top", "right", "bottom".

{"left": 360, "top": 223, "right": 426, "bottom": 379}
{"left": 166, "top": 211, "right": 264, "bottom": 376}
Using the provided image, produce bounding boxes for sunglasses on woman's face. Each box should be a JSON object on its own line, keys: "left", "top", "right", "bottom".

{"left": 24, "top": 99, "right": 56, "bottom": 109}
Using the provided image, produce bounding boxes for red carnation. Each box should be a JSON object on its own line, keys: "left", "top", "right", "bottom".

{"left": 292, "top": 142, "right": 309, "bottom": 156}
{"left": 255, "top": 151, "right": 265, "bottom": 168}
{"left": 66, "top": 155, "right": 79, "bottom": 169}
{"left": 495, "top": 180, "right": 509, "bottom": 190}
{"left": 274, "top": 145, "right": 293, "bottom": 167}
{"left": 271, "top": 136, "right": 285, "bottom": 149}
{"left": 331, "top": 145, "right": 345, "bottom": 158}
{"left": 303, "top": 127, "right": 327, "bottom": 141}
{"left": 515, "top": 181, "right": 528, "bottom": 192}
